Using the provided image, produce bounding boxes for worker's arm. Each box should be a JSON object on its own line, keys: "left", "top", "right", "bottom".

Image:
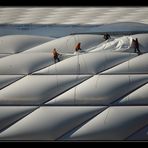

{"left": 58, "top": 52, "right": 62, "bottom": 56}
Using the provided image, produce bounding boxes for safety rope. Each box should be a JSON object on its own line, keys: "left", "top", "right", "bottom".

{"left": 65, "top": 34, "right": 79, "bottom": 104}
{"left": 66, "top": 36, "right": 71, "bottom": 51}
{"left": 66, "top": 35, "right": 77, "bottom": 54}
{"left": 54, "top": 61, "right": 59, "bottom": 95}
{"left": 102, "top": 52, "right": 110, "bottom": 124}
{"left": 74, "top": 52, "right": 80, "bottom": 104}
{"left": 81, "top": 53, "right": 89, "bottom": 74}
{"left": 49, "top": 52, "right": 59, "bottom": 95}
{"left": 73, "top": 34, "right": 80, "bottom": 104}
{"left": 104, "top": 107, "right": 110, "bottom": 124}
{"left": 48, "top": 53, "right": 52, "bottom": 75}
{"left": 127, "top": 54, "right": 130, "bottom": 104}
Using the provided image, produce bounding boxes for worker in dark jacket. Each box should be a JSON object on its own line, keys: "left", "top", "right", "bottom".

{"left": 132, "top": 38, "right": 141, "bottom": 55}
{"left": 52, "top": 48, "right": 60, "bottom": 63}
{"left": 104, "top": 33, "right": 111, "bottom": 41}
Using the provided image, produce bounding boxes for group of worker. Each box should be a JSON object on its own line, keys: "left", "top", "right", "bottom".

{"left": 51, "top": 42, "right": 81, "bottom": 63}
{"left": 51, "top": 33, "right": 142, "bottom": 63}
{"left": 103, "top": 33, "right": 141, "bottom": 55}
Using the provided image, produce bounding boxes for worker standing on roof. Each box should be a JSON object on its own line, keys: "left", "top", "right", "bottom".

{"left": 52, "top": 48, "right": 61, "bottom": 63}
{"left": 75, "top": 42, "right": 82, "bottom": 52}
{"left": 104, "top": 33, "right": 111, "bottom": 41}
{"left": 132, "top": 38, "right": 141, "bottom": 55}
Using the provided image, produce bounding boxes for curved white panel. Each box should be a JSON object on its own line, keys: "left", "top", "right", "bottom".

{"left": 0, "top": 106, "right": 36, "bottom": 132}
{"left": 127, "top": 125, "right": 148, "bottom": 140}
{"left": 23, "top": 35, "right": 104, "bottom": 53}
{"left": 34, "top": 52, "right": 136, "bottom": 75}
{"left": 102, "top": 53, "right": 148, "bottom": 74}
{"left": 0, "top": 54, "right": 10, "bottom": 58}
{"left": 0, "top": 106, "right": 105, "bottom": 140}
{"left": 0, "top": 75, "right": 90, "bottom": 105}
{"left": 0, "top": 75, "right": 23, "bottom": 90}
{"left": 47, "top": 75, "right": 148, "bottom": 105}
{"left": 60, "top": 106, "right": 148, "bottom": 140}
{"left": 0, "top": 53, "right": 55, "bottom": 75}
{"left": 0, "top": 35, "right": 52, "bottom": 54}
{"left": 116, "top": 83, "right": 148, "bottom": 105}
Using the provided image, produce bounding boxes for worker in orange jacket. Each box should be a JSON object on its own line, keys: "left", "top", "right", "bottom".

{"left": 75, "top": 42, "right": 82, "bottom": 52}
{"left": 52, "top": 48, "right": 60, "bottom": 63}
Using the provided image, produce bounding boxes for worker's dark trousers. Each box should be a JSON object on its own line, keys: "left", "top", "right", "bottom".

{"left": 134, "top": 48, "right": 141, "bottom": 55}
{"left": 134, "top": 48, "right": 141, "bottom": 53}
{"left": 54, "top": 56, "right": 60, "bottom": 63}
